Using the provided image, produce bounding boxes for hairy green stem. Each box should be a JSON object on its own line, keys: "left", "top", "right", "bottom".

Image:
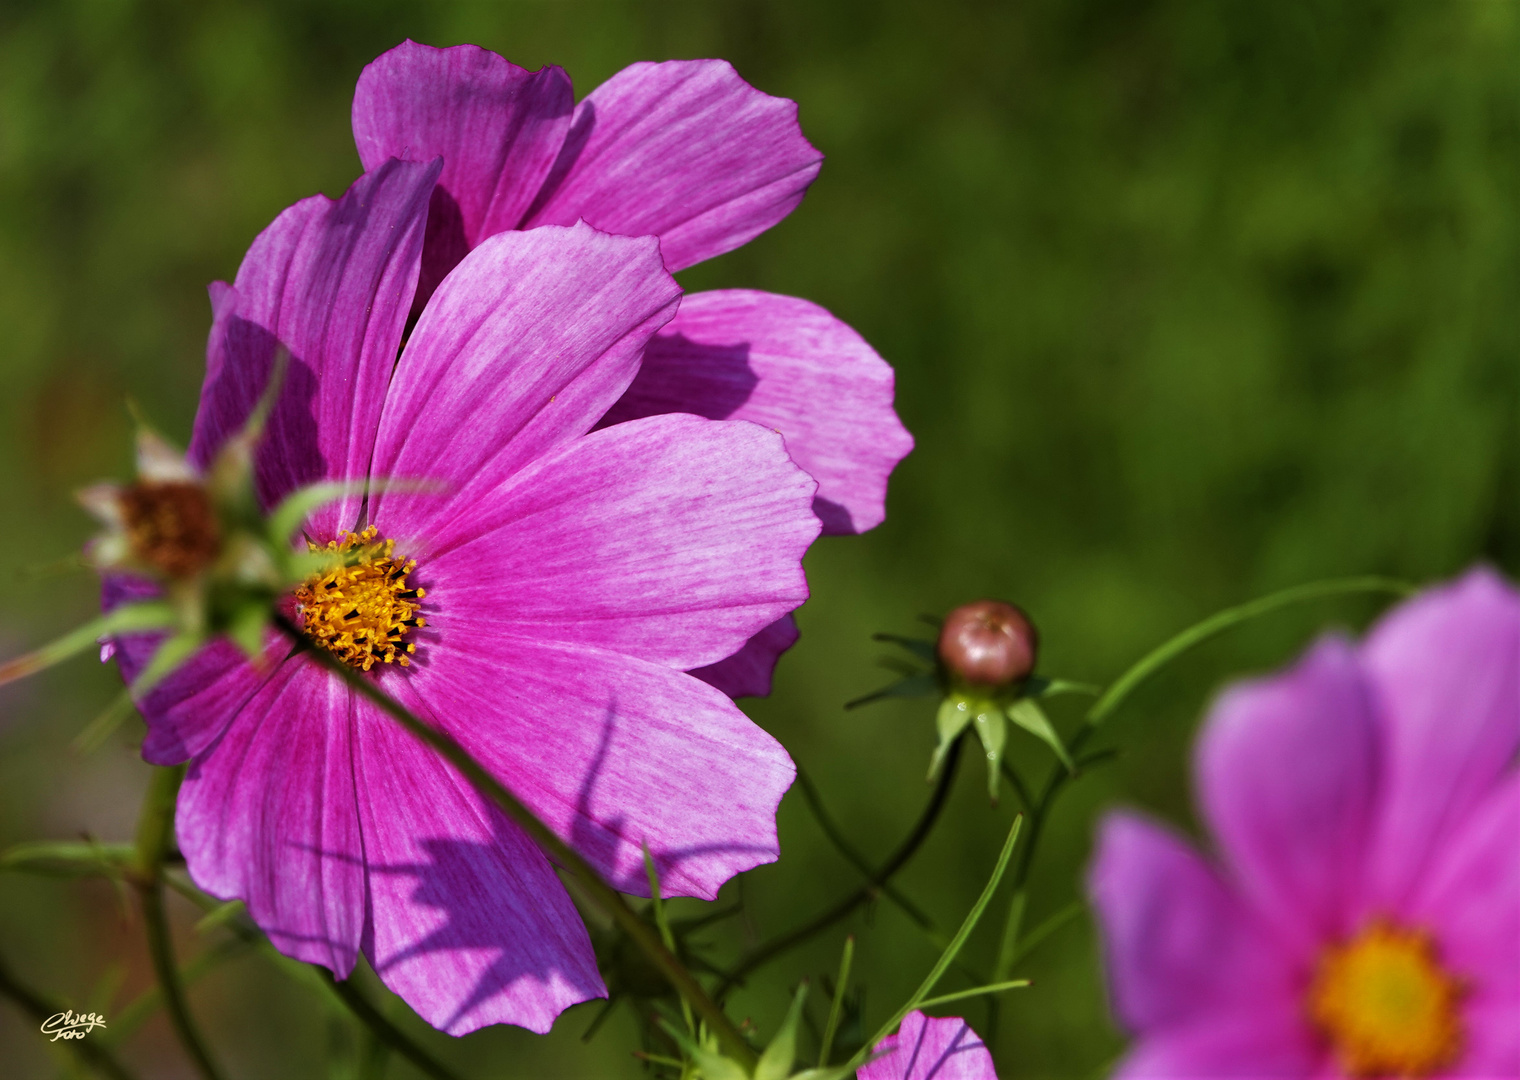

{"left": 0, "top": 944, "right": 141, "bottom": 1080}
{"left": 133, "top": 764, "right": 227, "bottom": 1080}
{"left": 716, "top": 736, "right": 965, "bottom": 998}
{"left": 275, "top": 616, "right": 756, "bottom": 1070}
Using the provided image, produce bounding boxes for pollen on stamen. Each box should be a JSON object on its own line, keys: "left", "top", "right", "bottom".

{"left": 294, "top": 526, "right": 427, "bottom": 671}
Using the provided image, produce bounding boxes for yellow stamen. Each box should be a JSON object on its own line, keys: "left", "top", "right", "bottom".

{"left": 1308, "top": 918, "right": 1464, "bottom": 1077}
{"left": 294, "top": 526, "right": 426, "bottom": 671}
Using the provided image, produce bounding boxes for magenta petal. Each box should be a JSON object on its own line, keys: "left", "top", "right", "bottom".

{"left": 177, "top": 660, "right": 365, "bottom": 975}
{"left": 858, "top": 1010, "right": 998, "bottom": 1080}
{"left": 600, "top": 290, "right": 913, "bottom": 534}
{"left": 417, "top": 414, "right": 818, "bottom": 672}
{"left": 689, "top": 615, "right": 799, "bottom": 699}
{"left": 191, "top": 158, "right": 438, "bottom": 533}
{"left": 1447, "top": 996, "right": 1520, "bottom": 1079}
{"left": 368, "top": 222, "right": 680, "bottom": 537}
{"left": 523, "top": 60, "right": 823, "bottom": 271}
{"left": 1088, "top": 812, "right": 1298, "bottom": 1034}
{"left": 102, "top": 574, "right": 284, "bottom": 765}
{"left": 352, "top": 40, "right": 574, "bottom": 311}
{"left": 353, "top": 689, "right": 603, "bottom": 1035}
{"left": 1362, "top": 568, "right": 1520, "bottom": 909}
{"left": 400, "top": 633, "right": 794, "bottom": 900}
{"left": 1114, "top": 1008, "right": 1324, "bottom": 1079}
{"left": 1406, "top": 773, "right": 1519, "bottom": 1004}
{"left": 1196, "top": 637, "right": 1381, "bottom": 954}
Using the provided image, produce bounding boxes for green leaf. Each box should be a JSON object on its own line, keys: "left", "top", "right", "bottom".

{"left": 817, "top": 937, "right": 854, "bottom": 1068}
{"left": 850, "top": 815, "right": 1024, "bottom": 1073}
{"left": 845, "top": 672, "right": 937, "bottom": 709}
{"left": 755, "top": 983, "right": 808, "bottom": 1080}
{"left": 660, "top": 1020, "right": 750, "bottom": 1080}
{"left": 0, "top": 602, "right": 176, "bottom": 688}
{"left": 1006, "top": 698, "right": 1074, "bottom": 773}
{"left": 71, "top": 689, "right": 141, "bottom": 754}
{"left": 1036, "top": 678, "right": 1102, "bottom": 699}
{"left": 915, "top": 978, "right": 1031, "bottom": 1010}
{"left": 928, "top": 697, "right": 974, "bottom": 779}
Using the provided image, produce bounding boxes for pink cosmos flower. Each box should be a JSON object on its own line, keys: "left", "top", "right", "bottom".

{"left": 351, "top": 39, "right": 915, "bottom": 695}
{"left": 859, "top": 1010, "right": 999, "bottom": 1080}
{"left": 1088, "top": 568, "right": 1519, "bottom": 1078}
{"left": 107, "top": 158, "right": 822, "bottom": 1034}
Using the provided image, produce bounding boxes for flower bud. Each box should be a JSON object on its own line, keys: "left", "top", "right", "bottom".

{"left": 937, "top": 600, "right": 1037, "bottom": 688}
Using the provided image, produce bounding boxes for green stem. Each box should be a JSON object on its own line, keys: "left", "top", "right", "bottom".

{"left": 991, "top": 889, "right": 1027, "bottom": 983}
{"left": 0, "top": 944, "right": 141, "bottom": 1080}
{"left": 1086, "top": 576, "right": 1412, "bottom": 728}
{"left": 133, "top": 765, "right": 227, "bottom": 1080}
{"left": 275, "top": 617, "right": 756, "bottom": 1070}
{"left": 716, "top": 736, "right": 966, "bottom": 997}
{"left": 317, "top": 969, "right": 460, "bottom": 1080}
{"left": 845, "top": 816, "right": 1023, "bottom": 1074}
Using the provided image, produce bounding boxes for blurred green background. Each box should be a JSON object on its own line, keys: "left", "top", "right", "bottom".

{"left": 0, "top": 0, "right": 1515, "bottom": 1076}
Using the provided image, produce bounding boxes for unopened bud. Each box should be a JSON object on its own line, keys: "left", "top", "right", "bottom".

{"left": 937, "top": 600, "right": 1038, "bottom": 688}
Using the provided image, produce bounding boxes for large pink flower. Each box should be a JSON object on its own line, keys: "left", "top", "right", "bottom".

{"left": 860, "top": 1011, "right": 999, "bottom": 1080}
{"left": 352, "top": 40, "right": 915, "bottom": 695}
{"left": 108, "top": 158, "right": 821, "bottom": 1034}
{"left": 1088, "top": 568, "right": 1519, "bottom": 1078}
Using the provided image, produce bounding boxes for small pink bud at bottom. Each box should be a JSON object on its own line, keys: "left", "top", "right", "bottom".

{"left": 937, "top": 600, "right": 1038, "bottom": 687}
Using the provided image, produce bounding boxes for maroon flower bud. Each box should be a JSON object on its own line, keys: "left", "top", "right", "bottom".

{"left": 937, "top": 600, "right": 1038, "bottom": 688}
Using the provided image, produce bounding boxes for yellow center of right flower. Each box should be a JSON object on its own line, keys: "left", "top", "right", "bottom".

{"left": 294, "top": 526, "right": 426, "bottom": 671}
{"left": 1307, "top": 919, "right": 1463, "bottom": 1077}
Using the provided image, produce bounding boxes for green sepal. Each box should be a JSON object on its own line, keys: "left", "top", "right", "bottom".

{"left": 871, "top": 633, "right": 937, "bottom": 664}
{"left": 846, "top": 672, "right": 938, "bottom": 710}
{"left": 1005, "top": 698, "right": 1074, "bottom": 773}
{"left": 971, "top": 703, "right": 1007, "bottom": 803}
{"left": 929, "top": 696, "right": 974, "bottom": 779}
{"left": 658, "top": 1020, "right": 750, "bottom": 1080}
{"left": 755, "top": 983, "right": 808, "bottom": 1080}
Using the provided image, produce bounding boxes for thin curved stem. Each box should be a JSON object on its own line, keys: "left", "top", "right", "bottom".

{"left": 715, "top": 736, "right": 965, "bottom": 998}
{"left": 133, "top": 765, "right": 227, "bottom": 1080}
{"left": 0, "top": 944, "right": 141, "bottom": 1080}
{"left": 1085, "top": 576, "right": 1412, "bottom": 728}
{"left": 275, "top": 616, "right": 756, "bottom": 1071}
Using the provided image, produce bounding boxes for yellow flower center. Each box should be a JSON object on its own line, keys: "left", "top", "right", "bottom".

{"left": 294, "top": 527, "right": 426, "bottom": 671}
{"left": 1308, "top": 919, "right": 1463, "bottom": 1077}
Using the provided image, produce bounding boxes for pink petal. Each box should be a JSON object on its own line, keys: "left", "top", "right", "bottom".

{"left": 523, "top": 60, "right": 822, "bottom": 271}
{"left": 413, "top": 414, "right": 817, "bottom": 672}
{"left": 1362, "top": 567, "right": 1520, "bottom": 909}
{"left": 599, "top": 290, "right": 913, "bottom": 534}
{"left": 190, "top": 159, "right": 438, "bottom": 534}
{"left": 859, "top": 1010, "right": 998, "bottom": 1080}
{"left": 352, "top": 40, "right": 574, "bottom": 312}
{"left": 1196, "top": 637, "right": 1381, "bottom": 956}
{"left": 1087, "top": 812, "right": 1299, "bottom": 1035}
{"left": 1445, "top": 995, "right": 1520, "bottom": 1079}
{"left": 367, "top": 222, "right": 680, "bottom": 536}
{"left": 689, "top": 615, "right": 800, "bottom": 699}
{"left": 399, "top": 632, "right": 794, "bottom": 901}
{"left": 176, "top": 659, "right": 365, "bottom": 976}
{"left": 1406, "top": 773, "right": 1519, "bottom": 1003}
{"left": 1114, "top": 1008, "right": 1324, "bottom": 1079}
{"left": 353, "top": 686, "right": 604, "bottom": 1034}
{"left": 102, "top": 574, "right": 285, "bottom": 765}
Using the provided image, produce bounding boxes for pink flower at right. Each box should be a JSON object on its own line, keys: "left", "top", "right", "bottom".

{"left": 1088, "top": 567, "right": 1519, "bottom": 1078}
